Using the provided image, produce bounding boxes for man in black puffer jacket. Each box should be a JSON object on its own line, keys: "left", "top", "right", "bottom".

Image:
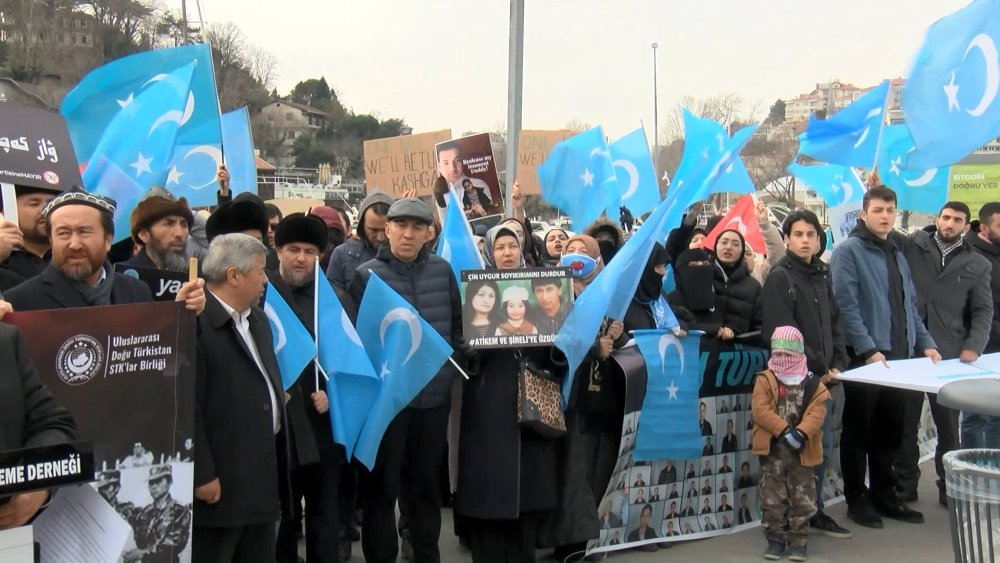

{"left": 761, "top": 209, "right": 853, "bottom": 539}
{"left": 348, "top": 198, "right": 464, "bottom": 563}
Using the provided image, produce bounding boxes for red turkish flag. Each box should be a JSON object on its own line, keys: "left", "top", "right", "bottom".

{"left": 701, "top": 194, "right": 767, "bottom": 253}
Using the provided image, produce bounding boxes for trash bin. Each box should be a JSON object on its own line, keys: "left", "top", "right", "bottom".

{"left": 944, "top": 449, "right": 1000, "bottom": 563}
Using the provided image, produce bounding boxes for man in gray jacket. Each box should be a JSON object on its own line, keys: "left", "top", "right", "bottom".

{"left": 830, "top": 186, "right": 940, "bottom": 530}
{"left": 326, "top": 191, "right": 393, "bottom": 290}
{"left": 349, "top": 198, "right": 464, "bottom": 563}
{"left": 894, "top": 202, "right": 993, "bottom": 505}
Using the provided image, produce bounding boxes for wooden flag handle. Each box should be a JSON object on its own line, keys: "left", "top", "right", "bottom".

{"left": 188, "top": 257, "right": 198, "bottom": 283}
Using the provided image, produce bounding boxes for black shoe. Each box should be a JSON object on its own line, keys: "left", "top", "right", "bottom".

{"left": 873, "top": 499, "right": 924, "bottom": 524}
{"left": 939, "top": 487, "right": 948, "bottom": 507}
{"left": 808, "top": 512, "right": 853, "bottom": 538}
{"left": 896, "top": 487, "right": 918, "bottom": 503}
{"left": 847, "top": 498, "right": 884, "bottom": 529}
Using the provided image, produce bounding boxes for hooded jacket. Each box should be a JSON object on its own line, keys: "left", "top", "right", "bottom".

{"left": 965, "top": 227, "right": 1000, "bottom": 352}
{"left": 761, "top": 252, "right": 849, "bottom": 376}
{"left": 751, "top": 370, "right": 829, "bottom": 467}
{"left": 325, "top": 191, "right": 393, "bottom": 290}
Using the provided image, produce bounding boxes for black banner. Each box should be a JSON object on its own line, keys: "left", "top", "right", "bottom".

{"left": 5, "top": 301, "right": 196, "bottom": 562}
{"left": 114, "top": 263, "right": 188, "bottom": 302}
{"left": 0, "top": 442, "right": 94, "bottom": 498}
{"left": 0, "top": 102, "right": 83, "bottom": 192}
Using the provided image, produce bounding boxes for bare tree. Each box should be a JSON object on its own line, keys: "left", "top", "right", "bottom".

{"left": 744, "top": 139, "right": 798, "bottom": 204}
{"left": 78, "top": 0, "right": 160, "bottom": 60}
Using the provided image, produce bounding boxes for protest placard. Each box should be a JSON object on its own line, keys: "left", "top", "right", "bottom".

{"left": 433, "top": 133, "right": 505, "bottom": 219}
{"left": 516, "top": 130, "right": 574, "bottom": 195}
{"left": 6, "top": 302, "right": 196, "bottom": 562}
{"left": 114, "top": 263, "right": 189, "bottom": 302}
{"left": 460, "top": 268, "right": 573, "bottom": 349}
{"left": 363, "top": 129, "right": 452, "bottom": 198}
{"left": 0, "top": 102, "right": 82, "bottom": 192}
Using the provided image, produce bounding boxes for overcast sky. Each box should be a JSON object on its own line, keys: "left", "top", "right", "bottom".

{"left": 200, "top": 0, "right": 969, "bottom": 140}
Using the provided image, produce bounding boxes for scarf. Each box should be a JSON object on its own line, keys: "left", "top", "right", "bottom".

{"left": 69, "top": 261, "right": 114, "bottom": 306}
{"left": 933, "top": 231, "right": 963, "bottom": 268}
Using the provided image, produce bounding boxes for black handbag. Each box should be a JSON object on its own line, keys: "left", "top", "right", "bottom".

{"left": 516, "top": 354, "right": 567, "bottom": 438}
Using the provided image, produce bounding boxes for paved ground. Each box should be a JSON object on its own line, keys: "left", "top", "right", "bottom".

{"left": 321, "top": 460, "right": 955, "bottom": 562}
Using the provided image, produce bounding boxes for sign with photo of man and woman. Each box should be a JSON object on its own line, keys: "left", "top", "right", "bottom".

{"left": 460, "top": 268, "right": 574, "bottom": 349}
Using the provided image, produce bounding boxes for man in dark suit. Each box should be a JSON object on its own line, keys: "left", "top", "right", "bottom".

{"left": 268, "top": 214, "right": 347, "bottom": 563}
{"left": 0, "top": 314, "right": 78, "bottom": 530}
{"left": 193, "top": 234, "right": 286, "bottom": 562}
{"left": 4, "top": 187, "right": 204, "bottom": 313}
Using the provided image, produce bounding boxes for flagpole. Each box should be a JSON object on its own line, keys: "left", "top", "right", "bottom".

{"left": 449, "top": 356, "right": 470, "bottom": 380}
{"left": 869, "top": 80, "right": 892, "bottom": 179}
{"left": 314, "top": 256, "right": 320, "bottom": 391}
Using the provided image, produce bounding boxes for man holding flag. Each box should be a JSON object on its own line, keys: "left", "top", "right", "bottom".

{"left": 267, "top": 213, "right": 346, "bottom": 563}
{"left": 348, "top": 198, "right": 465, "bottom": 563}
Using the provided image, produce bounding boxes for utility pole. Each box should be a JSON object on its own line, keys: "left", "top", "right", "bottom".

{"left": 652, "top": 43, "right": 659, "bottom": 176}
{"left": 504, "top": 0, "right": 525, "bottom": 217}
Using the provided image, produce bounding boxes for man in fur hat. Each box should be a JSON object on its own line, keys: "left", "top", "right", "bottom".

{"left": 126, "top": 187, "right": 195, "bottom": 272}
{"left": 206, "top": 192, "right": 277, "bottom": 270}
{"left": 269, "top": 212, "right": 350, "bottom": 563}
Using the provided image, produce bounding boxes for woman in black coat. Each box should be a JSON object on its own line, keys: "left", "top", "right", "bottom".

{"left": 455, "top": 225, "right": 562, "bottom": 563}
{"left": 668, "top": 229, "right": 762, "bottom": 341}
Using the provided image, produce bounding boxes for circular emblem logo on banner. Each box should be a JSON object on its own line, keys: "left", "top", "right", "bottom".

{"left": 55, "top": 334, "right": 104, "bottom": 385}
{"left": 42, "top": 171, "right": 59, "bottom": 185}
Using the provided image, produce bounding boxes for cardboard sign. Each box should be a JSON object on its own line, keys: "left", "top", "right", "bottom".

{"left": 516, "top": 130, "right": 575, "bottom": 195}
{"left": 0, "top": 103, "right": 82, "bottom": 192}
{"left": 363, "top": 129, "right": 452, "bottom": 197}
{"left": 460, "top": 268, "right": 574, "bottom": 349}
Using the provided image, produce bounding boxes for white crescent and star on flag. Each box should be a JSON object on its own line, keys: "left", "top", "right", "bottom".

{"left": 658, "top": 332, "right": 685, "bottom": 401}
{"left": 942, "top": 33, "right": 999, "bottom": 117}
{"left": 378, "top": 307, "right": 423, "bottom": 378}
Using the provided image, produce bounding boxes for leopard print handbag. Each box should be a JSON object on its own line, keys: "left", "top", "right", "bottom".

{"left": 516, "top": 355, "right": 567, "bottom": 438}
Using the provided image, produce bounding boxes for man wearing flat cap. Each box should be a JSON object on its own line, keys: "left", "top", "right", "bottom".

{"left": 4, "top": 186, "right": 205, "bottom": 314}
{"left": 270, "top": 213, "right": 349, "bottom": 563}
{"left": 126, "top": 187, "right": 195, "bottom": 273}
{"left": 125, "top": 464, "right": 191, "bottom": 563}
{"left": 348, "top": 197, "right": 465, "bottom": 563}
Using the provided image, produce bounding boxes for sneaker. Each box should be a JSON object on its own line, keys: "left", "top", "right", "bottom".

{"left": 764, "top": 537, "right": 785, "bottom": 560}
{"left": 808, "top": 512, "right": 853, "bottom": 539}
{"left": 846, "top": 497, "right": 883, "bottom": 529}
{"left": 400, "top": 528, "right": 414, "bottom": 561}
{"left": 787, "top": 544, "right": 808, "bottom": 562}
{"left": 872, "top": 498, "right": 924, "bottom": 524}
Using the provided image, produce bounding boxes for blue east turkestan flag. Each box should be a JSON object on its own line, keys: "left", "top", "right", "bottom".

{"left": 787, "top": 162, "right": 865, "bottom": 208}
{"left": 263, "top": 284, "right": 318, "bottom": 391}
{"left": 876, "top": 124, "right": 950, "bottom": 214}
{"left": 315, "top": 268, "right": 379, "bottom": 459}
{"left": 61, "top": 43, "right": 221, "bottom": 165}
{"left": 904, "top": 0, "right": 1000, "bottom": 169}
{"left": 82, "top": 63, "right": 194, "bottom": 243}
{"left": 670, "top": 110, "right": 758, "bottom": 204}
{"left": 168, "top": 107, "right": 258, "bottom": 208}
{"left": 353, "top": 273, "right": 453, "bottom": 470}
{"left": 539, "top": 126, "right": 620, "bottom": 230}
{"left": 555, "top": 113, "right": 758, "bottom": 406}
{"left": 437, "top": 189, "right": 485, "bottom": 285}
{"left": 632, "top": 330, "right": 703, "bottom": 461}
{"left": 606, "top": 127, "right": 661, "bottom": 218}
{"left": 798, "top": 80, "right": 890, "bottom": 168}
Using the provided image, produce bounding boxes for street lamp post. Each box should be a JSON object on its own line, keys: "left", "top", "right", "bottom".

{"left": 652, "top": 42, "right": 659, "bottom": 178}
